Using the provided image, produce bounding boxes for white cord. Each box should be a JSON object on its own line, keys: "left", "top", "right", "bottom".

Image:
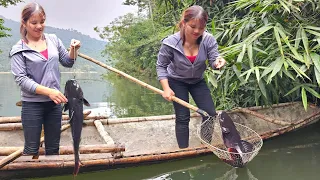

{"left": 72, "top": 40, "right": 76, "bottom": 79}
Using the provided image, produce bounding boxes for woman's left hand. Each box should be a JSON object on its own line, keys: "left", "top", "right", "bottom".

{"left": 70, "top": 39, "right": 81, "bottom": 51}
{"left": 214, "top": 56, "right": 226, "bottom": 69}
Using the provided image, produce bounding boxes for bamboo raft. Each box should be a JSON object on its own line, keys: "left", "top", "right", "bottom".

{"left": 0, "top": 102, "right": 320, "bottom": 179}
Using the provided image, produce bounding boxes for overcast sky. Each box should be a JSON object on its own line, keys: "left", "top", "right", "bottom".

{"left": 0, "top": 0, "right": 137, "bottom": 40}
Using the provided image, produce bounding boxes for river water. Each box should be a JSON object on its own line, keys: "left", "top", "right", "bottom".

{"left": 0, "top": 73, "right": 320, "bottom": 180}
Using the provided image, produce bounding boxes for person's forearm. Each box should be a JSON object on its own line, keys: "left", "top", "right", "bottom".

{"left": 160, "top": 79, "right": 170, "bottom": 90}
{"left": 35, "top": 85, "right": 54, "bottom": 96}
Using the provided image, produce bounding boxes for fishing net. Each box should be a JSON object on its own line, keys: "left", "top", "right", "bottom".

{"left": 197, "top": 113, "right": 263, "bottom": 168}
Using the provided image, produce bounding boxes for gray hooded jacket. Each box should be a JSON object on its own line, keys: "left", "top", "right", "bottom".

{"left": 10, "top": 33, "right": 75, "bottom": 102}
{"left": 156, "top": 31, "right": 220, "bottom": 84}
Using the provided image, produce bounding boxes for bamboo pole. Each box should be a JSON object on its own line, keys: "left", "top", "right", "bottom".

{"left": 233, "top": 108, "right": 292, "bottom": 126}
{"left": 259, "top": 110, "right": 320, "bottom": 140}
{"left": 0, "top": 145, "right": 125, "bottom": 156}
{"left": 0, "top": 111, "right": 96, "bottom": 124}
{"left": 94, "top": 120, "right": 115, "bottom": 146}
{"left": 0, "top": 113, "right": 201, "bottom": 131}
{"left": 0, "top": 124, "right": 71, "bottom": 169}
{"left": 0, "top": 147, "right": 210, "bottom": 170}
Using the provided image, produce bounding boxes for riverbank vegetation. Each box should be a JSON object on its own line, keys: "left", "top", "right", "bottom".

{"left": 96, "top": 0, "right": 320, "bottom": 110}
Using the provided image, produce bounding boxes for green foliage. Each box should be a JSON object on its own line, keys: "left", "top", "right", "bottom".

{"left": 95, "top": 13, "right": 171, "bottom": 77}
{"left": 0, "top": 0, "right": 22, "bottom": 7}
{"left": 0, "top": 0, "right": 23, "bottom": 52}
{"left": 206, "top": 0, "right": 320, "bottom": 110}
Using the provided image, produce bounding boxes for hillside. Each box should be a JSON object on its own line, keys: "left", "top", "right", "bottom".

{"left": 0, "top": 16, "right": 108, "bottom": 72}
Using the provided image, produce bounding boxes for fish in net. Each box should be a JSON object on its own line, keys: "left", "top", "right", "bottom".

{"left": 197, "top": 111, "right": 263, "bottom": 167}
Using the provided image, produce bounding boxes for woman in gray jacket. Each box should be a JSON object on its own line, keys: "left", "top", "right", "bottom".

{"left": 156, "top": 5, "right": 226, "bottom": 148}
{"left": 10, "top": 2, "right": 81, "bottom": 155}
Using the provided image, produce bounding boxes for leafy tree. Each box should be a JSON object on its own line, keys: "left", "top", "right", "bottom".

{"left": 0, "top": 0, "right": 22, "bottom": 7}
{"left": 95, "top": 13, "right": 171, "bottom": 77}
{"left": 0, "top": 0, "right": 23, "bottom": 52}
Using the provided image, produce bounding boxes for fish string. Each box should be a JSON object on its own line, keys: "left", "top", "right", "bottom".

{"left": 72, "top": 40, "right": 76, "bottom": 79}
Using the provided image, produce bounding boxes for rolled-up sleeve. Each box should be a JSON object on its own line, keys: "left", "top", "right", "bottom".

{"left": 207, "top": 36, "right": 220, "bottom": 69}
{"left": 56, "top": 36, "right": 74, "bottom": 68}
{"left": 11, "top": 53, "right": 39, "bottom": 93}
{"left": 156, "top": 44, "right": 172, "bottom": 81}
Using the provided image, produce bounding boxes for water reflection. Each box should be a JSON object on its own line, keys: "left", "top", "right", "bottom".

{"left": 103, "top": 74, "right": 173, "bottom": 117}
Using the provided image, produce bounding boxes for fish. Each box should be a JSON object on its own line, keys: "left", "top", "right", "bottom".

{"left": 218, "top": 111, "right": 253, "bottom": 167}
{"left": 62, "top": 79, "right": 90, "bottom": 176}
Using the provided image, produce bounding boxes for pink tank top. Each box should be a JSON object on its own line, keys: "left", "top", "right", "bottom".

{"left": 186, "top": 55, "right": 197, "bottom": 63}
{"left": 40, "top": 49, "right": 48, "bottom": 60}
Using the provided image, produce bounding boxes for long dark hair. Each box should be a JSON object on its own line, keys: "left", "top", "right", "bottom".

{"left": 20, "top": 2, "right": 46, "bottom": 43}
{"left": 178, "top": 5, "right": 208, "bottom": 45}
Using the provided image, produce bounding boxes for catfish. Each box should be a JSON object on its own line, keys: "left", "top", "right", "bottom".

{"left": 63, "top": 79, "right": 90, "bottom": 176}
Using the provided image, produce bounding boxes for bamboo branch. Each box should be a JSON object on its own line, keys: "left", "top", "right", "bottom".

{"left": 94, "top": 120, "right": 115, "bottom": 146}
{"left": 233, "top": 108, "right": 292, "bottom": 126}
{"left": 0, "top": 113, "right": 201, "bottom": 131}
{"left": 0, "top": 145, "right": 125, "bottom": 156}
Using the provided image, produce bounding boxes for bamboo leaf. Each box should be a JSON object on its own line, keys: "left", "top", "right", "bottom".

{"left": 305, "top": 29, "right": 320, "bottom": 37}
{"left": 255, "top": 68, "right": 260, "bottom": 83}
{"left": 207, "top": 73, "right": 217, "bottom": 88}
{"left": 232, "top": 65, "right": 246, "bottom": 85}
{"left": 277, "top": 26, "right": 304, "bottom": 62}
{"left": 310, "top": 53, "right": 320, "bottom": 74}
{"left": 282, "top": 69, "right": 295, "bottom": 80}
{"left": 237, "top": 43, "right": 246, "bottom": 63}
{"left": 286, "top": 58, "right": 310, "bottom": 80}
{"left": 305, "top": 26, "right": 320, "bottom": 31}
{"left": 305, "top": 87, "right": 320, "bottom": 99}
{"left": 268, "top": 57, "right": 284, "bottom": 82}
{"left": 224, "top": 69, "right": 230, "bottom": 94}
{"left": 274, "top": 27, "right": 284, "bottom": 58}
{"left": 247, "top": 43, "right": 253, "bottom": 68}
{"left": 285, "top": 85, "right": 302, "bottom": 96}
{"left": 261, "top": 65, "right": 273, "bottom": 78}
{"left": 278, "top": 0, "right": 290, "bottom": 13}
{"left": 295, "top": 27, "right": 302, "bottom": 49}
{"left": 258, "top": 79, "right": 267, "bottom": 98}
{"left": 301, "top": 88, "right": 307, "bottom": 111}
{"left": 301, "top": 29, "right": 309, "bottom": 56}
{"left": 211, "top": 19, "right": 216, "bottom": 35}
{"left": 315, "top": 66, "right": 320, "bottom": 86}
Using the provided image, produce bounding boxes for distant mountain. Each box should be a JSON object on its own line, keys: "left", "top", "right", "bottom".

{"left": 0, "top": 15, "right": 108, "bottom": 72}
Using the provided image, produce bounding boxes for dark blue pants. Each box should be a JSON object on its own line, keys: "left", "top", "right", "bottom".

{"left": 169, "top": 78, "right": 216, "bottom": 148}
{"left": 21, "top": 101, "right": 62, "bottom": 155}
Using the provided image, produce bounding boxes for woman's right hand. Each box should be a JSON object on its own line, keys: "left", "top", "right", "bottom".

{"left": 48, "top": 89, "right": 68, "bottom": 104}
{"left": 162, "top": 88, "right": 175, "bottom": 101}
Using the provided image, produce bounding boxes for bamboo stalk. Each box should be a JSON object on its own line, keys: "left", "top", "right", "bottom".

{"left": 233, "top": 108, "right": 292, "bottom": 126}
{"left": 94, "top": 120, "right": 115, "bottom": 146}
{"left": 0, "top": 111, "right": 96, "bottom": 124}
{"left": 0, "top": 113, "right": 201, "bottom": 131}
{"left": 0, "top": 145, "right": 125, "bottom": 156}
{"left": 0, "top": 124, "right": 71, "bottom": 169}
{"left": 0, "top": 147, "right": 210, "bottom": 170}
{"left": 259, "top": 110, "right": 320, "bottom": 140}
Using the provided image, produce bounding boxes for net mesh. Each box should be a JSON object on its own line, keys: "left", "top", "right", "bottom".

{"left": 197, "top": 115, "right": 263, "bottom": 167}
